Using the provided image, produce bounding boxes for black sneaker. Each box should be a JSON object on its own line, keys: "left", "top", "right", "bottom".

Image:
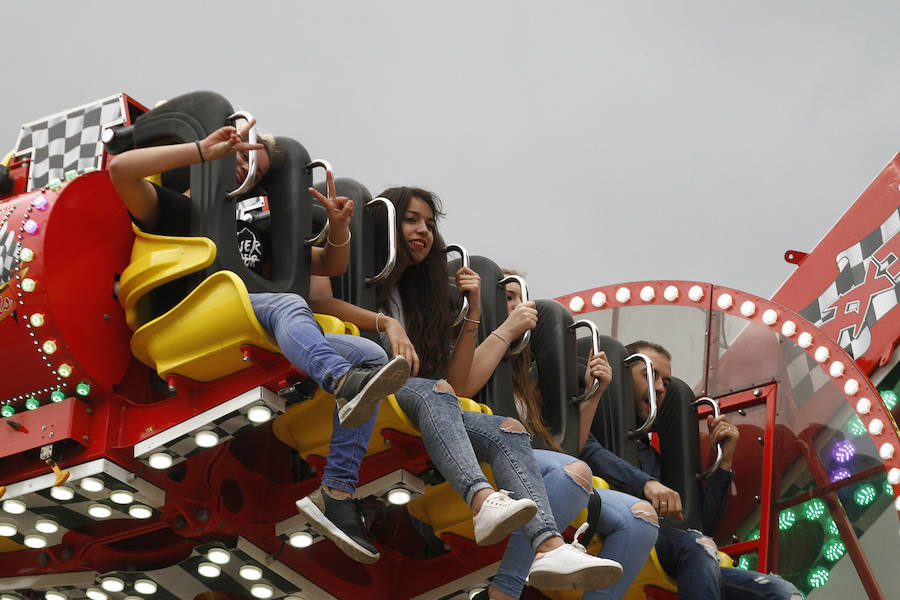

{"left": 335, "top": 355, "right": 410, "bottom": 428}
{"left": 296, "top": 489, "right": 379, "bottom": 563}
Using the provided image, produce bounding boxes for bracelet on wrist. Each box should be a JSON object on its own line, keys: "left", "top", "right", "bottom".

{"left": 195, "top": 140, "right": 205, "bottom": 163}
{"left": 326, "top": 230, "right": 351, "bottom": 247}
{"left": 375, "top": 312, "right": 385, "bottom": 333}
{"left": 463, "top": 317, "right": 480, "bottom": 325}
{"left": 490, "top": 331, "right": 511, "bottom": 348}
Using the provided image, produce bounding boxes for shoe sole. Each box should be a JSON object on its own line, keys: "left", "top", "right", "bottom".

{"left": 475, "top": 501, "right": 538, "bottom": 546}
{"left": 295, "top": 497, "right": 380, "bottom": 564}
{"left": 528, "top": 560, "right": 623, "bottom": 591}
{"left": 338, "top": 355, "right": 410, "bottom": 428}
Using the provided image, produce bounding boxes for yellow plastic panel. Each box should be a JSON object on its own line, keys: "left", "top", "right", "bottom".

{"left": 407, "top": 465, "right": 497, "bottom": 540}
{"left": 119, "top": 224, "right": 216, "bottom": 330}
{"left": 130, "top": 270, "right": 279, "bottom": 381}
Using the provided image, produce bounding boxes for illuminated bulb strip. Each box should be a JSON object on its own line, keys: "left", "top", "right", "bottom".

{"left": 663, "top": 285, "right": 679, "bottom": 301}
{"left": 857, "top": 398, "right": 872, "bottom": 415}
{"left": 21, "top": 278, "right": 35, "bottom": 292}
{"left": 29, "top": 313, "right": 44, "bottom": 327}
{"left": 829, "top": 361, "right": 845, "bottom": 377}
{"left": 20, "top": 248, "right": 34, "bottom": 262}
{"left": 716, "top": 293, "right": 733, "bottom": 310}
{"left": 42, "top": 340, "right": 57, "bottom": 354}
{"left": 797, "top": 332, "right": 813, "bottom": 348}
{"left": 591, "top": 291, "right": 606, "bottom": 307}
{"left": 889, "top": 468, "right": 900, "bottom": 485}
{"left": 761, "top": 309, "right": 778, "bottom": 325}
{"left": 739, "top": 300, "right": 756, "bottom": 317}
{"left": 569, "top": 296, "right": 585, "bottom": 312}
{"left": 688, "top": 285, "right": 704, "bottom": 302}
{"left": 869, "top": 419, "right": 884, "bottom": 436}
{"left": 615, "top": 287, "right": 631, "bottom": 303}
{"left": 880, "top": 443, "right": 895, "bottom": 460}
{"left": 781, "top": 320, "right": 797, "bottom": 337}
{"left": 639, "top": 286, "right": 655, "bottom": 302}
{"left": 814, "top": 346, "right": 830, "bottom": 363}
{"left": 844, "top": 379, "right": 860, "bottom": 396}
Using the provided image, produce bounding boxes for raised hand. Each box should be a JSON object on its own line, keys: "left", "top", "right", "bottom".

{"left": 584, "top": 350, "right": 613, "bottom": 400}
{"left": 455, "top": 266, "right": 482, "bottom": 312}
{"left": 707, "top": 414, "right": 739, "bottom": 470}
{"left": 497, "top": 300, "right": 538, "bottom": 341}
{"left": 309, "top": 170, "right": 354, "bottom": 236}
{"left": 199, "top": 119, "right": 263, "bottom": 162}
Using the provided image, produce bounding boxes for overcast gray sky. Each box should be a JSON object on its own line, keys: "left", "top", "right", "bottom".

{"left": 4, "top": 1, "right": 899, "bottom": 300}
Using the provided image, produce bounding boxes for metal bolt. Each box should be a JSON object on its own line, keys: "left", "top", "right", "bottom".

{"left": 753, "top": 388, "right": 762, "bottom": 397}
{"left": 196, "top": 509, "right": 210, "bottom": 523}
{"left": 82, "top": 435, "right": 88, "bottom": 441}
{"left": 757, "top": 436, "right": 764, "bottom": 445}
{"left": 41, "top": 425, "right": 47, "bottom": 431}
{"left": 754, "top": 495, "right": 761, "bottom": 503}
{"left": 48, "top": 432, "right": 53, "bottom": 438}
{"left": 738, "top": 409, "right": 747, "bottom": 416}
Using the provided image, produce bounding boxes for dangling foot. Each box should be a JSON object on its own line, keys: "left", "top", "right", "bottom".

{"left": 527, "top": 523, "right": 623, "bottom": 590}
{"left": 472, "top": 489, "right": 537, "bottom": 546}
{"left": 296, "top": 487, "right": 380, "bottom": 564}
{"left": 335, "top": 355, "right": 409, "bottom": 428}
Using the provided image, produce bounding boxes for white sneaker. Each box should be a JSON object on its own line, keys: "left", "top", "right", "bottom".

{"left": 527, "top": 523, "right": 623, "bottom": 591}
{"left": 472, "top": 489, "right": 537, "bottom": 546}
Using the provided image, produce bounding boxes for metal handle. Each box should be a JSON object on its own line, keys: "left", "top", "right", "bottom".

{"left": 304, "top": 159, "right": 333, "bottom": 246}
{"left": 569, "top": 319, "right": 602, "bottom": 402}
{"left": 225, "top": 110, "right": 258, "bottom": 199}
{"left": 626, "top": 353, "right": 658, "bottom": 439}
{"left": 365, "top": 197, "right": 397, "bottom": 285}
{"left": 691, "top": 397, "right": 724, "bottom": 479}
{"left": 499, "top": 274, "right": 531, "bottom": 356}
{"left": 444, "top": 244, "right": 470, "bottom": 327}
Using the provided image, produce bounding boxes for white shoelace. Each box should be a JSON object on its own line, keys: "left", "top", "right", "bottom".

{"left": 482, "top": 489, "right": 514, "bottom": 508}
{"left": 571, "top": 522, "right": 590, "bottom": 553}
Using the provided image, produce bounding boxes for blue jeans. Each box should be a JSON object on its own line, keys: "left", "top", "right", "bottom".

{"left": 394, "top": 377, "right": 558, "bottom": 550}
{"left": 656, "top": 527, "right": 801, "bottom": 599}
{"left": 493, "top": 450, "right": 658, "bottom": 599}
{"left": 250, "top": 292, "right": 388, "bottom": 494}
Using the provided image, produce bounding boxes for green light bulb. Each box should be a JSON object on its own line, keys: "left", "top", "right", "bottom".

{"left": 57, "top": 363, "right": 72, "bottom": 378}
{"left": 50, "top": 390, "right": 65, "bottom": 403}
{"left": 778, "top": 509, "right": 796, "bottom": 531}
{"left": 737, "top": 555, "right": 751, "bottom": 570}
{"left": 25, "top": 397, "right": 39, "bottom": 410}
{"left": 804, "top": 498, "right": 826, "bottom": 520}
{"left": 880, "top": 389, "right": 898, "bottom": 410}
{"left": 824, "top": 540, "right": 846, "bottom": 562}
{"left": 854, "top": 483, "right": 876, "bottom": 507}
{"left": 75, "top": 382, "right": 90, "bottom": 397}
{"left": 826, "top": 518, "right": 838, "bottom": 536}
{"left": 1, "top": 405, "right": 14, "bottom": 417}
{"left": 847, "top": 414, "right": 866, "bottom": 437}
{"left": 807, "top": 566, "right": 830, "bottom": 589}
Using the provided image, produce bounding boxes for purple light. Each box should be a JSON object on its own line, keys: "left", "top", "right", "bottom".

{"left": 31, "top": 195, "right": 48, "bottom": 210}
{"left": 832, "top": 440, "right": 856, "bottom": 464}
{"left": 831, "top": 468, "right": 852, "bottom": 482}
{"left": 23, "top": 219, "right": 38, "bottom": 234}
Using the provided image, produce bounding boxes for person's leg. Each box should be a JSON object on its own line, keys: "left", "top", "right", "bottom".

{"left": 250, "top": 293, "right": 408, "bottom": 427}
{"left": 582, "top": 489, "right": 658, "bottom": 599}
{"left": 721, "top": 568, "right": 803, "bottom": 600}
{"left": 655, "top": 526, "right": 724, "bottom": 598}
{"left": 491, "top": 450, "right": 593, "bottom": 599}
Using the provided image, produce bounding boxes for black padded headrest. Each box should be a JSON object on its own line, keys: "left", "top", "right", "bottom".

{"left": 529, "top": 299, "right": 579, "bottom": 454}
{"left": 655, "top": 377, "right": 703, "bottom": 530}
{"left": 577, "top": 335, "right": 640, "bottom": 467}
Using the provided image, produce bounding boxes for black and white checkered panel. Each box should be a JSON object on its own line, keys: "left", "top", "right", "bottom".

{"left": 0, "top": 220, "right": 19, "bottom": 288}
{"left": 801, "top": 207, "right": 900, "bottom": 325}
{"left": 14, "top": 95, "right": 125, "bottom": 190}
{"left": 784, "top": 343, "right": 831, "bottom": 409}
{"left": 153, "top": 412, "right": 258, "bottom": 466}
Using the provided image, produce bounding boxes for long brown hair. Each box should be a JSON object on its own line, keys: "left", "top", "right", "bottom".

{"left": 374, "top": 186, "right": 454, "bottom": 378}
{"left": 504, "top": 269, "right": 562, "bottom": 452}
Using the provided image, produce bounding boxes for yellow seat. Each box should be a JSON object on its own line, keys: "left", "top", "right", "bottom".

{"left": 129, "top": 270, "right": 280, "bottom": 381}
{"left": 118, "top": 224, "right": 216, "bottom": 331}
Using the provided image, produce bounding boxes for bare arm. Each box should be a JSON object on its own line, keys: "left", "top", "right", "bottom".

{"left": 308, "top": 172, "right": 354, "bottom": 277}
{"left": 444, "top": 266, "right": 482, "bottom": 393}
{"left": 108, "top": 121, "right": 261, "bottom": 228}
{"left": 577, "top": 351, "right": 612, "bottom": 453}
{"left": 459, "top": 301, "right": 537, "bottom": 398}
{"left": 308, "top": 276, "right": 419, "bottom": 375}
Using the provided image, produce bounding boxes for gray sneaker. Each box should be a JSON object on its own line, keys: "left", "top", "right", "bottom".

{"left": 335, "top": 355, "right": 410, "bottom": 428}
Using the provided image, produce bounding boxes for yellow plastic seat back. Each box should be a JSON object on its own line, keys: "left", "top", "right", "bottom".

{"left": 129, "top": 270, "right": 280, "bottom": 381}
{"left": 118, "top": 224, "right": 216, "bottom": 330}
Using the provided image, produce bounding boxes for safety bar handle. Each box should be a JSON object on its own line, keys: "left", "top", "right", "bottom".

{"left": 225, "top": 111, "right": 258, "bottom": 199}
{"left": 365, "top": 197, "right": 397, "bottom": 285}
{"left": 303, "top": 159, "right": 334, "bottom": 246}
{"left": 691, "top": 396, "right": 724, "bottom": 479}
{"left": 444, "top": 244, "right": 470, "bottom": 326}
{"left": 499, "top": 274, "right": 531, "bottom": 356}
{"left": 569, "top": 319, "right": 602, "bottom": 403}
{"left": 625, "top": 352, "right": 658, "bottom": 439}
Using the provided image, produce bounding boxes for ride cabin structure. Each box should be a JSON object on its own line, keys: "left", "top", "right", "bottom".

{"left": 1, "top": 91, "right": 900, "bottom": 599}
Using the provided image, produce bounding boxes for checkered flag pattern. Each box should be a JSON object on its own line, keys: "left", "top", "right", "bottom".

{"left": 783, "top": 343, "right": 831, "bottom": 409}
{"left": 0, "top": 221, "right": 18, "bottom": 288}
{"left": 14, "top": 95, "right": 125, "bottom": 191}
{"left": 151, "top": 412, "right": 258, "bottom": 466}
{"left": 799, "top": 207, "right": 900, "bottom": 358}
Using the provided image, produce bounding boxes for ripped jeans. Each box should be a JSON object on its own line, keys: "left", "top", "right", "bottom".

{"left": 656, "top": 527, "right": 802, "bottom": 599}
{"left": 492, "top": 449, "right": 658, "bottom": 598}
{"left": 394, "top": 378, "right": 557, "bottom": 550}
